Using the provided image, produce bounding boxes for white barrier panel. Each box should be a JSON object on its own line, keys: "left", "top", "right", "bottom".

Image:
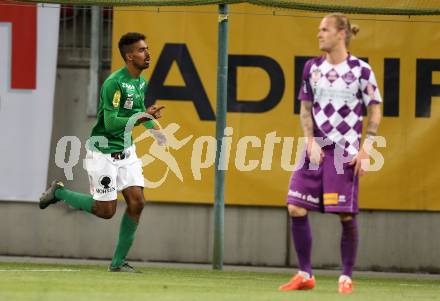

{"left": 0, "top": 4, "right": 59, "bottom": 201}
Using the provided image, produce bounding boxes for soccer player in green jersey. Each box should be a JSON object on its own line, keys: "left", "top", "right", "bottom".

{"left": 39, "top": 32, "right": 164, "bottom": 273}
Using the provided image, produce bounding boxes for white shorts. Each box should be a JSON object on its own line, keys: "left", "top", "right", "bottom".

{"left": 84, "top": 145, "right": 144, "bottom": 201}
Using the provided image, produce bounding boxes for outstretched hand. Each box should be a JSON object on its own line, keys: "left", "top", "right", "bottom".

{"left": 147, "top": 105, "right": 165, "bottom": 119}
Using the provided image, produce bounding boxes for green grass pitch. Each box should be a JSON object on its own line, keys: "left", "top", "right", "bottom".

{"left": 0, "top": 262, "right": 439, "bottom": 301}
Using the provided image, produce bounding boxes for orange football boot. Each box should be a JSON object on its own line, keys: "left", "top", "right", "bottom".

{"left": 279, "top": 272, "right": 315, "bottom": 291}
{"left": 338, "top": 275, "right": 353, "bottom": 294}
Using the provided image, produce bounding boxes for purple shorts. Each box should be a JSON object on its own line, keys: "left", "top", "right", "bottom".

{"left": 287, "top": 147, "right": 359, "bottom": 214}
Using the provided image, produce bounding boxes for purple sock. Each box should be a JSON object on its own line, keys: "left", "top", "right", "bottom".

{"left": 340, "top": 217, "right": 359, "bottom": 277}
{"left": 290, "top": 215, "right": 312, "bottom": 276}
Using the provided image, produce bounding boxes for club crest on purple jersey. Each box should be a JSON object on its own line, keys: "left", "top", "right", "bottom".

{"left": 341, "top": 71, "right": 356, "bottom": 85}
{"left": 325, "top": 69, "right": 339, "bottom": 83}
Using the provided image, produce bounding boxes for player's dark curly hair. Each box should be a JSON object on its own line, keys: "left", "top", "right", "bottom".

{"left": 118, "top": 32, "right": 146, "bottom": 61}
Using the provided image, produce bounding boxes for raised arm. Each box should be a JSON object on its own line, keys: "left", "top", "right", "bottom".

{"left": 101, "top": 80, "right": 131, "bottom": 132}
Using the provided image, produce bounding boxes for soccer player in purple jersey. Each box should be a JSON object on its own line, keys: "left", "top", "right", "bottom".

{"left": 279, "top": 14, "right": 382, "bottom": 294}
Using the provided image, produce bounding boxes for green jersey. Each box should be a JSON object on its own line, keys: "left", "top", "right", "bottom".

{"left": 89, "top": 67, "right": 153, "bottom": 154}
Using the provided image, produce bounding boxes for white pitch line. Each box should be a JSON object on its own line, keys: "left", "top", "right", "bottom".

{"left": 0, "top": 269, "right": 80, "bottom": 272}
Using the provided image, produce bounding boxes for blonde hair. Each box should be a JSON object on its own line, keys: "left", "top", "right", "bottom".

{"left": 326, "top": 13, "right": 359, "bottom": 47}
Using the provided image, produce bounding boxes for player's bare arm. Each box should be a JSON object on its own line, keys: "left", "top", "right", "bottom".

{"left": 350, "top": 103, "right": 382, "bottom": 176}
{"left": 300, "top": 101, "right": 323, "bottom": 164}
{"left": 365, "top": 104, "right": 381, "bottom": 137}
{"left": 300, "top": 101, "right": 314, "bottom": 138}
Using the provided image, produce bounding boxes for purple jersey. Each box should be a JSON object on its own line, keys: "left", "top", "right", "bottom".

{"left": 299, "top": 55, "right": 382, "bottom": 155}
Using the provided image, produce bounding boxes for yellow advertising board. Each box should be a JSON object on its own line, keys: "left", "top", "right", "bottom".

{"left": 113, "top": 4, "right": 440, "bottom": 210}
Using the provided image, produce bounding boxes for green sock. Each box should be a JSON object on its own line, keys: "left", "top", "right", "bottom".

{"left": 111, "top": 213, "right": 138, "bottom": 268}
{"left": 55, "top": 187, "right": 93, "bottom": 213}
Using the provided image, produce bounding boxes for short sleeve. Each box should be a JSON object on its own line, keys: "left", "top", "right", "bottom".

{"left": 101, "top": 79, "right": 121, "bottom": 111}
{"left": 298, "top": 59, "right": 314, "bottom": 102}
{"left": 359, "top": 64, "right": 382, "bottom": 106}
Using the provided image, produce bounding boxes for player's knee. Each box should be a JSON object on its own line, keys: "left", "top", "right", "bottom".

{"left": 135, "top": 200, "right": 145, "bottom": 213}
{"left": 98, "top": 204, "right": 117, "bottom": 219}
{"left": 287, "top": 204, "right": 308, "bottom": 217}
{"left": 128, "top": 198, "right": 144, "bottom": 215}
{"left": 100, "top": 209, "right": 116, "bottom": 219}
